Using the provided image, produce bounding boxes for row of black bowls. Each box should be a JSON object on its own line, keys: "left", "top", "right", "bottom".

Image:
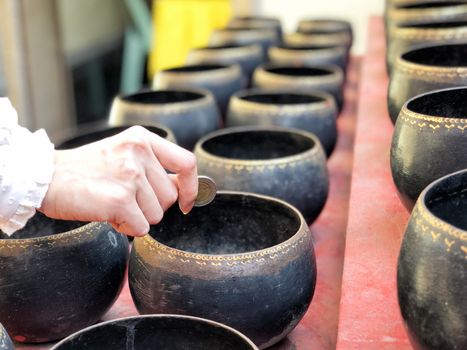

{"left": 385, "top": 2, "right": 467, "bottom": 350}
{"left": 0, "top": 16, "right": 353, "bottom": 349}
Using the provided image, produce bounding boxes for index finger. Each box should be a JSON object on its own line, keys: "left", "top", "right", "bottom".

{"left": 148, "top": 135, "right": 198, "bottom": 213}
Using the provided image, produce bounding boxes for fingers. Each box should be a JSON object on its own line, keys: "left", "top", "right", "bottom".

{"left": 147, "top": 135, "right": 198, "bottom": 214}
{"left": 111, "top": 201, "right": 149, "bottom": 237}
{"left": 136, "top": 178, "right": 164, "bottom": 224}
{"left": 144, "top": 154, "right": 179, "bottom": 212}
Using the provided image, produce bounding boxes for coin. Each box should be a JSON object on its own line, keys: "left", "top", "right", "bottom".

{"left": 194, "top": 176, "right": 217, "bottom": 207}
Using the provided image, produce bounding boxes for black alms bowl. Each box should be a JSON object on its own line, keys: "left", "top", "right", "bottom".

{"left": 129, "top": 191, "right": 316, "bottom": 349}
{"left": 0, "top": 213, "right": 129, "bottom": 343}
{"left": 194, "top": 126, "right": 329, "bottom": 223}
{"left": 50, "top": 315, "right": 258, "bottom": 350}
{"left": 398, "top": 168, "right": 467, "bottom": 350}
{"left": 390, "top": 87, "right": 467, "bottom": 210}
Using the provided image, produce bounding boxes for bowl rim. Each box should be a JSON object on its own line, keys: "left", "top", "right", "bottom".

{"left": 255, "top": 62, "right": 344, "bottom": 84}
{"left": 49, "top": 314, "right": 259, "bottom": 350}
{"left": 139, "top": 190, "right": 308, "bottom": 260}
{"left": 0, "top": 221, "right": 106, "bottom": 246}
{"left": 395, "top": 42, "right": 467, "bottom": 72}
{"left": 230, "top": 88, "right": 336, "bottom": 112}
{"left": 189, "top": 43, "right": 262, "bottom": 54}
{"left": 399, "top": 86, "right": 467, "bottom": 124}
{"left": 194, "top": 125, "right": 323, "bottom": 165}
{"left": 417, "top": 168, "right": 467, "bottom": 235}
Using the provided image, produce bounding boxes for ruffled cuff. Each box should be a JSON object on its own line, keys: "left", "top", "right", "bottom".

{"left": 0, "top": 128, "right": 55, "bottom": 236}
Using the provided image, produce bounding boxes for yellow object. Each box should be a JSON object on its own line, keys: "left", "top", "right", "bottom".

{"left": 149, "top": 0, "right": 232, "bottom": 78}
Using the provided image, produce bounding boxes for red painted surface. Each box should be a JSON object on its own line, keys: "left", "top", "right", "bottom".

{"left": 14, "top": 46, "right": 360, "bottom": 350}
{"left": 336, "top": 17, "right": 412, "bottom": 350}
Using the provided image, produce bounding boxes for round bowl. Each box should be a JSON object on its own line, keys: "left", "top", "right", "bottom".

{"left": 390, "top": 87, "right": 467, "bottom": 210}
{"left": 268, "top": 44, "right": 348, "bottom": 72}
{"left": 209, "top": 27, "right": 279, "bottom": 59}
{"left": 0, "top": 323, "right": 14, "bottom": 350}
{"left": 0, "top": 213, "right": 129, "bottom": 343}
{"left": 50, "top": 314, "right": 258, "bottom": 350}
{"left": 108, "top": 88, "right": 220, "bottom": 150}
{"left": 388, "top": 43, "right": 467, "bottom": 123}
{"left": 129, "top": 191, "right": 316, "bottom": 349}
{"left": 152, "top": 64, "right": 244, "bottom": 115}
{"left": 297, "top": 19, "right": 353, "bottom": 45}
{"left": 227, "top": 89, "right": 338, "bottom": 156}
{"left": 386, "top": 1, "right": 467, "bottom": 30}
{"left": 193, "top": 126, "right": 329, "bottom": 223}
{"left": 228, "top": 16, "right": 282, "bottom": 42}
{"left": 186, "top": 44, "right": 263, "bottom": 83}
{"left": 387, "top": 19, "right": 467, "bottom": 74}
{"left": 55, "top": 122, "right": 176, "bottom": 149}
{"left": 284, "top": 30, "right": 352, "bottom": 53}
{"left": 252, "top": 63, "right": 344, "bottom": 110}
{"left": 398, "top": 168, "right": 467, "bottom": 350}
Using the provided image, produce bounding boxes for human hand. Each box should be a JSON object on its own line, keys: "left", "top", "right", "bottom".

{"left": 39, "top": 126, "right": 198, "bottom": 237}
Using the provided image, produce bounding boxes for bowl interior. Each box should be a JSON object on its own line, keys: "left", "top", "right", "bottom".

{"left": 201, "top": 129, "right": 314, "bottom": 160}
{"left": 150, "top": 193, "right": 301, "bottom": 254}
{"left": 407, "top": 88, "right": 467, "bottom": 118}
{"left": 0, "top": 212, "right": 85, "bottom": 240}
{"left": 397, "top": 1, "right": 465, "bottom": 9}
{"left": 121, "top": 90, "right": 204, "bottom": 104}
{"left": 241, "top": 92, "right": 324, "bottom": 105}
{"left": 402, "top": 44, "right": 467, "bottom": 67}
{"left": 52, "top": 316, "right": 255, "bottom": 350}
{"left": 424, "top": 171, "right": 467, "bottom": 231}
{"left": 399, "top": 20, "right": 467, "bottom": 29}
{"left": 265, "top": 66, "right": 332, "bottom": 76}
{"left": 164, "top": 64, "right": 228, "bottom": 73}
{"left": 57, "top": 125, "right": 169, "bottom": 149}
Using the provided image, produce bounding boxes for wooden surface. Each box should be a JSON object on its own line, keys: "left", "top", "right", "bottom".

{"left": 335, "top": 16, "right": 412, "bottom": 350}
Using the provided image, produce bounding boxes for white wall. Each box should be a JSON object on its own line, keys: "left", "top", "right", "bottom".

{"left": 234, "top": 0, "right": 385, "bottom": 55}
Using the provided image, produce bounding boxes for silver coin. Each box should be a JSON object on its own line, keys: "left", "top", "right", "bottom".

{"left": 194, "top": 176, "right": 217, "bottom": 207}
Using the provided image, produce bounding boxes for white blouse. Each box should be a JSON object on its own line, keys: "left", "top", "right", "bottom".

{"left": 0, "top": 98, "right": 55, "bottom": 235}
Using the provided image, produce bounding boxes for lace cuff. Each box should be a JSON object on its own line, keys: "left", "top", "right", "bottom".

{"left": 0, "top": 99, "right": 55, "bottom": 235}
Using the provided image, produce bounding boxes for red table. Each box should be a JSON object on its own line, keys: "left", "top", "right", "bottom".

{"left": 336, "top": 16, "right": 412, "bottom": 350}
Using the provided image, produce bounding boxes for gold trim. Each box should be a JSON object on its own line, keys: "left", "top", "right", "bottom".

{"left": 139, "top": 227, "right": 308, "bottom": 267}
{"left": 395, "top": 58, "right": 467, "bottom": 79}
{"left": 391, "top": 26, "right": 467, "bottom": 40}
{"left": 399, "top": 106, "right": 467, "bottom": 132}
{"left": 0, "top": 222, "right": 107, "bottom": 250}
{"left": 412, "top": 201, "right": 467, "bottom": 258}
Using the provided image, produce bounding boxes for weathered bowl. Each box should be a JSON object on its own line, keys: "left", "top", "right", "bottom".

{"left": 55, "top": 122, "right": 176, "bottom": 149}
{"left": 209, "top": 27, "right": 279, "bottom": 59}
{"left": 228, "top": 16, "right": 283, "bottom": 42}
{"left": 252, "top": 63, "right": 344, "bottom": 110}
{"left": 0, "top": 213, "right": 129, "bottom": 343}
{"left": 227, "top": 89, "right": 338, "bottom": 156}
{"left": 284, "top": 30, "right": 352, "bottom": 53}
{"left": 268, "top": 44, "right": 348, "bottom": 72}
{"left": 391, "top": 87, "right": 467, "bottom": 210}
{"left": 186, "top": 44, "right": 263, "bottom": 83}
{"left": 398, "top": 168, "right": 467, "bottom": 350}
{"left": 388, "top": 43, "right": 467, "bottom": 123}
{"left": 129, "top": 191, "right": 316, "bottom": 349}
{"left": 297, "top": 19, "right": 353, "bottom": 46}
{"left": 194, "top": 126, "right": 329, "bottom": 223}
{"left": 50, "top": 315, "right": 258, "bottom": 350}
{"left": 153, "top": 64, "right": 244, "bottom": 115}
{"left": 387, "top": 19, "right": 467, "bottom": 74}
{"left": 386, "top": 0, "right": 467, "bottom": 30}
{"left": 0, "top": 324, "right": 14, "bottom": 350}
{"left": 109, "top": 88, "right": 220, "bottom": 150}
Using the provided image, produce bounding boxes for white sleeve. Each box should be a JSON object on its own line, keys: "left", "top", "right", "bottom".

{"left": 0, "top": 98, "right": 55, "bottom": 235}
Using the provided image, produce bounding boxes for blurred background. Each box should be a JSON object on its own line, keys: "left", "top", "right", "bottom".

{"left": 0, "top": 0, "right": 383, "bottom": 138}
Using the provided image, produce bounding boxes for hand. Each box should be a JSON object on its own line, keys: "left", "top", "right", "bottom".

{"left": 39, "top": 126, "right": 198, "bottom": 237}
